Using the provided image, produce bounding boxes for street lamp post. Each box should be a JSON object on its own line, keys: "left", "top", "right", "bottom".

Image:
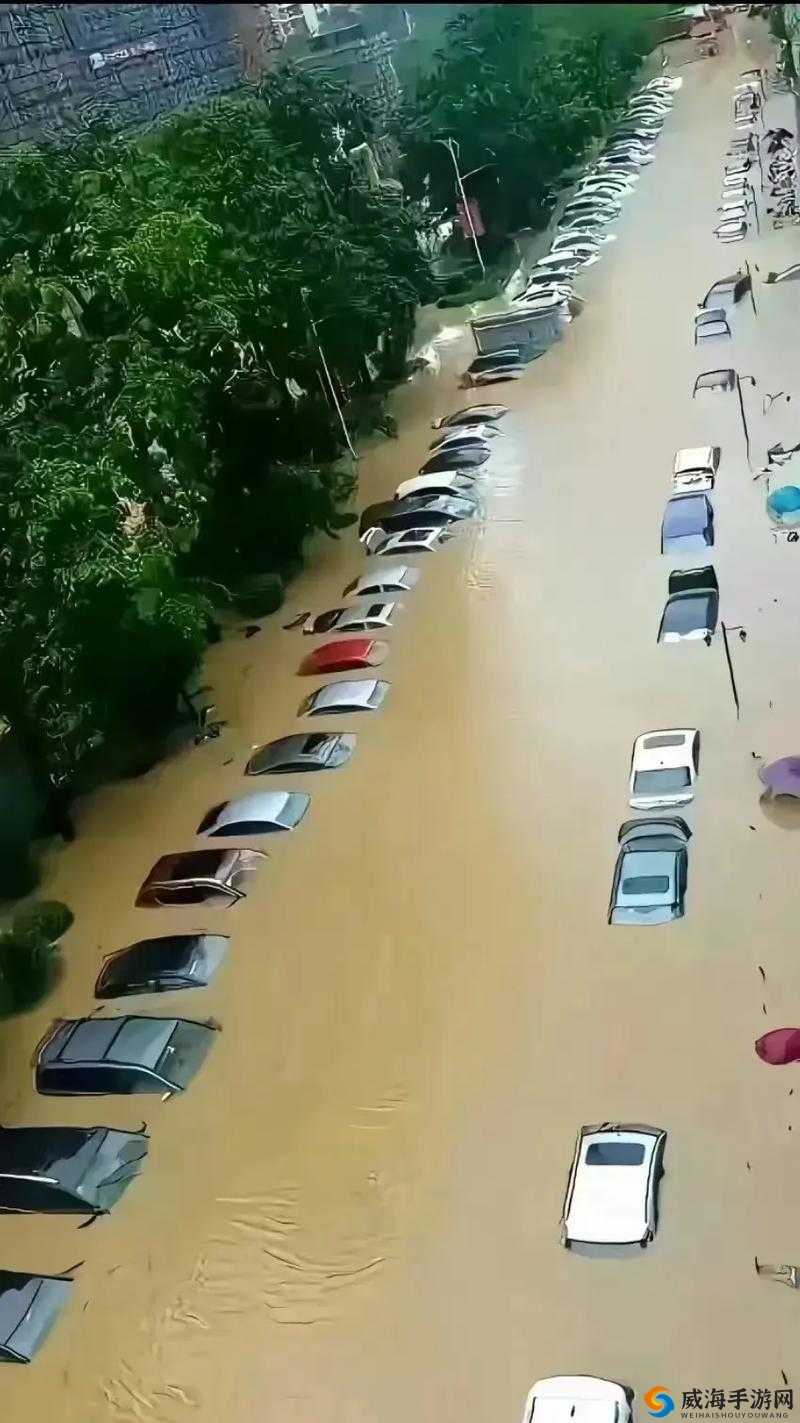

{"left": 434, "top": 136, "right": 486, "bottom": 276}
{"left": 300, "top": 287, "right": 357, "bottom": 459}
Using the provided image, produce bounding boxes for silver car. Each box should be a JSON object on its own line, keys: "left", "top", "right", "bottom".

{"left": 608, "top": 818, "right": 690, "bottom": 926}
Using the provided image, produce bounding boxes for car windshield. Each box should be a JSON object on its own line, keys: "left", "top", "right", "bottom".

{"left": 633, "top": 768, "right": 691, "bottom": 793}
{"left": 664, "top": 498, "right": 707, "bottom": 536}
{"left": 621, "top": 875, "right": 671, "bottom": 895}
{"left": 662, "top": 593, "right": 716, "bottom": 636}
{"left": 585, "top": 1142, "right": 646, "bottom": 1165}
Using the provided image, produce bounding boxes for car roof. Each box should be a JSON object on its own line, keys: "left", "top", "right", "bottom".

{"left": 674, "top": 446, "right": 719, "bottom": 475}
{"left": 0, "top": 1125, "right": 148, "bottom": 1205}
{"left": 305, "top": 679, "right": 385, "bottom": 711}
{"left": 142, "top": 848, "right": 240, "bottom": 888}
{"left": 304, "top": 637, "right": 378, "bottom": 672}
{"left": 662, "top": 493, "right": 712, "bottom": 535}
{"left": 566, "top": 1127, "right": 661, "bottom": 1243}
{"left": 0, "top": 1272, "right": 71, "bottom": 1360}
{"left": 41, "top": 1015, "right": 183, "bottom": 1071}
{"left": 245, "top": 732, "right": 355, "bottom": 774}
{"left": 396, "top": 473, "right": 473, "bottom": 498}
{"left": 200, "top": 791, "right": 309, "bottom": 834}
{"left": 633, "top": 729, "right": 696, "bottom": 772}
{"left": 96, "top": 935, "right": 228, "bottom": 994}
{"left": 345, "top": 563, "right": 416, "bottom": 593}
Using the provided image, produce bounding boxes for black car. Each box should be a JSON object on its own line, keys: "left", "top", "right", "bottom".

{"left": 95, "top": 935, "right": 229, "bottom": 998}
{"left": 0, "top": 1125, "right": 148, "bottom": 1214}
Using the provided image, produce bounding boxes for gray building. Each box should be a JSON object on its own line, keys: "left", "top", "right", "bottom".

{"left": 0, "top": 4, "right": 250, "bottom": 148}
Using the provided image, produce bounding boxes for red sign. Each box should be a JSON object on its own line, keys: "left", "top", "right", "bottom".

{"left": 456, "top": 196, "right": 485, "bottom": 238}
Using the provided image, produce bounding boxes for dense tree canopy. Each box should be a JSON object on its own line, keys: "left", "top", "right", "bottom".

{"left": 399, "top": 5, "right": 657, "bottom": 237}
{"left": 0, "top": 69, "right": 431, "bottom": 811}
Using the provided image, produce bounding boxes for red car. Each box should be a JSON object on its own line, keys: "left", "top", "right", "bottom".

{"left": 755, "top": 1028, "right": 800, "bottom": 1065}
{"left": 300, "top": 637, "right": 385, "bottom": 676}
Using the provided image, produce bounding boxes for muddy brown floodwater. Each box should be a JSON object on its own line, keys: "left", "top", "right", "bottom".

{"left": 4, "top": 14, "right": 800, "bottom": 1420}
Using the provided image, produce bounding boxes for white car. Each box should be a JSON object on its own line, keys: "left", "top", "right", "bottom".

{"left": 629, "top": 728, "right": 700, "bottom": 809}
{"left": 343, "top": 563, "right": 419, "bottom": 598}
{"left": 672, "top": 446, "right": 720, "bottom": 493}
{"left": 395, "top": 472, "right": 476, "bottom": 501}
{"left": 298, "top": 679, "right": 388, "bottom": 717}
{"left": 521, "top": 1376, "right": 632, "bottom": 1423}
{"left": 302, "top": 602, "right": 398, "bottom": 635}
{"left": 561, "top": 1123, "right": 667, "bottom": 1248}
{"left": 364, "top": 526, "right": 451, "bottom": 557}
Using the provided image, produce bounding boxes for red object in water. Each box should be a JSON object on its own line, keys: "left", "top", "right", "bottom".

{"left": 755, "top": 1028, "right": 800, "bottom": 1065}
{"left": 301, "top": 638, "right": 380, "bottom": 675}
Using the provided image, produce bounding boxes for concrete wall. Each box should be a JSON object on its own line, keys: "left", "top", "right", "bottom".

{"left": 0, "top": 4, "right": 249, "bottom": 148}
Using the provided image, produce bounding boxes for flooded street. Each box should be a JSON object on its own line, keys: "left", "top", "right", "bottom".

{"left": 5, "top": 14, "right": 800, "bottom": 1418}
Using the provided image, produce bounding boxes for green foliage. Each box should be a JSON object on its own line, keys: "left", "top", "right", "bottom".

{"left": 12, "top": 899, "right": 73, "bottom": 949}
{"left": 400, "top": 6, "right": 659, "bottom": 234}
{"left": 0, "top": 898, "right": 70, "bottom": 1013}
{"left": 0, "top": 69, "right": 429, "bottom": 801}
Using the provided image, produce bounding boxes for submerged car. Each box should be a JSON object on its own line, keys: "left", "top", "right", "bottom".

{"left": 672, "top": 446, "right": 719, "bottom": 493}
{"left": 463, "top": 361, "right": 528, "bottom": 387}
{"left": 245, "top": 732, "right": 355, "bottom": 776}
{"left": 343, "top": 564, "right": 419, "bottom": 598}
{"left": 431, "top": 404, "right": 508, "bottom": 429}
{"left": 521, "top": 1377, "right": 633, "bottom": 1423}
{"left": 198, "top": 790, "right": 309, "bottom": 837}
{"left": 629, "top": 729, "right": 700, "bottom": 810}
{"left": 561, "top": 1123, "right": 667, "bottom": 1247}
{"left": 466, "top": 347, "right": 521, "bottom": 375}
{"left": 359, "top": 496, "right": 475, "bottom": 540}
{"left": 298, "top": 679, "right": 388, "bottom": 717}
{"left": 0, "top": 1125, "right": 148, "bottom": 1215}
{"left": 135, "top": 848, "right": 266, "bottom": 908}
{"left": 0, "top": 1270, "right": 72, "bottom": 1363}
{"left": 301, "top": 637, "right": 386, "bottom": 675}
{"left": 95, "top": 934, "right": 229, "bottom": 997}
{"left": 36, "top": 1015, "right": 218, "bottom": 1096}
{"left": 363, "top": 526, "right": 451, "bottom": 557}
{"left": 661, "top": 493, "right": 714, "bottom": 554}
{"left": 658, "top": 565, "right": 719, "bottom": 643}
{"left": 608, "top": 818, "right": 690, "bottom": 925}
{"left": 302, "top": 602, "right": 398, "bottom": 635}
{"left": 395, "top": 472, "right": 476, "bottom": 501}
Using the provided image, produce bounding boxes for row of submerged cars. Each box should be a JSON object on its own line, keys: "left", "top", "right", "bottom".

{"left": 0, "top": 402, "right": 508, "bottom": 1364}
{"left": 510, "top": 76, "right": 682, "bottom": 337}
{"left": 527, "top": 78, "right": 717, "bottom": 1423}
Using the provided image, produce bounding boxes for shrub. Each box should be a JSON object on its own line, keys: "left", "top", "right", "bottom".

{"left": 12, "top": 899, "right": 74, "bottom": 949}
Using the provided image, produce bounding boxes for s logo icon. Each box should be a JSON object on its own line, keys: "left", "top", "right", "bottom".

{"left": 644, "top": 1389, "right": 675, "bottom": 1418}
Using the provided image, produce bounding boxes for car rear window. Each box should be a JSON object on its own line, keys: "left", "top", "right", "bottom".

{"left": 633, "top": 768, "right": 691, "bottom": 793}
{"left": 644, "top": 733, "right": 686, "bottom": 748}
{"left": 621, "top": 875, "right": 670, "bottom": 895}
{"left": 586, "top": 1142, "right": 646, "bottom": 1165}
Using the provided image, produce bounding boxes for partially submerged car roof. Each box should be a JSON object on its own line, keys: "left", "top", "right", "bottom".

{"left": 431, "top": 404, "right": 507, "bottom": 429}
{"left": 298, "top": 679, "right": 388, "bottom": 716}
{"left": 245, "top": 732, "right": 356, "bottom": 776}
{"left": 0, "top": 1270, "right": 72, "bottom": 1362}
{"left": 36, "top": 1015, "right": 217, "bottom": 1095}
{"left": 343, "top": 564, "right": 419, "bottom": 598}
{"left": 95, "top": 934, "right": 229, "bottom": 997}
{"left": 197, "top": 790, "right": 309, "bottom": 837}
{"left": 674, "top": 446, "right": 720, "bottom": 476}
{"left": 0, "top": 1125, "right": 148, "bottom": 1214}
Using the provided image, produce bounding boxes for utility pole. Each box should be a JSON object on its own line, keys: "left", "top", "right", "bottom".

{"left": 435, "top": 137, "right": 486, "bottom": 276}
{"left": 300, "top": 288, "right": 357, "bottom": 459}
